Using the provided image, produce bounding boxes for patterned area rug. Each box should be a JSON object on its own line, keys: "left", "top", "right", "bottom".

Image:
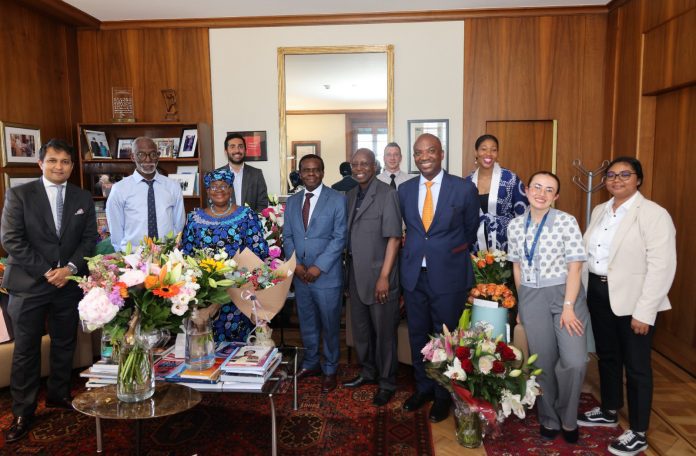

{"left": 484, "top": 392, "right": 632, "bottom": 455}
{"left": 0, "top": 364, "right": 434, "bottom": 455}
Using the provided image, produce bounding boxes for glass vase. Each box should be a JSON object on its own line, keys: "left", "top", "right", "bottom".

{"left": 453, "top": 395, "right": 483, "bottom": 448}
{"left": 185, "top": 308, "right": 215, "bottom": 370}
{"left": 116, "top": 332, "right": 155, "bottom": 403}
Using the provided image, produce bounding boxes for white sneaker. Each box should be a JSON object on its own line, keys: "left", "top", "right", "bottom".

{"left": 608, "top": 430, "right": 648, "bottom": 456}
{"left": 578, "top": 406, "right": 619, "bottom": 427}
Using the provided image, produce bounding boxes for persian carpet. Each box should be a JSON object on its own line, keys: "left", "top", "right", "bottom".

{"left": 484, "top": 392, "right": 633, "bottom": 455}
{"left": 0, "top": 364, "right": 434, "bottom": 455}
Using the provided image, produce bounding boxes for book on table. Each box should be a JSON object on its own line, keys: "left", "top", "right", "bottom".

{"left": 219, "top": 353, "right": 282, "bottom": 384}
{"left": 222, "top": 345, "right": 275, "bottom": 369}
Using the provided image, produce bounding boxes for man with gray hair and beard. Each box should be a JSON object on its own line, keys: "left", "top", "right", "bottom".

{"left": 106, "top": 136, "right": 185, "bottom": 251}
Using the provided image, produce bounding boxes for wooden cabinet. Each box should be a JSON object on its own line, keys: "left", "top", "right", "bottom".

{"left": 75, "top": 122, "right": 213, "bottom": 213}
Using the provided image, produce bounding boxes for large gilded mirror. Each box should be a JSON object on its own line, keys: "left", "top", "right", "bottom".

{"left": 278, "top": 45, "right": 394, "bottom": 193}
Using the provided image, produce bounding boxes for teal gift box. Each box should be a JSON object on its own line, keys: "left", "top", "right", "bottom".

{"left": 471, "top": 299, "right": 509, "bottom": 342}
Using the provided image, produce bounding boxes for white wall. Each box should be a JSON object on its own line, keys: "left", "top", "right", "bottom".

{"left": 287, "top": 114, "right": 346, "bottom": 186}
{"left": 210, "top": 22, "right": 465, "bottom": 195}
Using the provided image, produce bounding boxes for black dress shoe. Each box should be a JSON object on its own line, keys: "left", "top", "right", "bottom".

{"left": 295, "top": 368, "right": 322, "bottom": 380}
{"left": 402, "top": 391, "right": 435, "bottom": 411}
{"left": 321, "top": 374, "right": 337, "bottom": 393}
{"left": 428, "top": 399, "right": 451, "bottom": 423}
{"left": 540, "top": 424, "right": 560, "bottom": 440}
{"left": 373, "top": 389, "right": 395, "bottom": 406}
{"left": 46, "top": 397, "right": 74, "bottom": 410}
{"left": 343, "top": 375, "right": 377, "bottom": 388}
{"left": 5, "top": 415, "right": 33, "bottom": 443}
{"left": 562, "top": 427, "right": 579, "bottom": 444}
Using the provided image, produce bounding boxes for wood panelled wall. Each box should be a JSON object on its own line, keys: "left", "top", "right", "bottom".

{"left": 604, "top": 0, "right": 696, "bottom": 375}
{"left": 462, "top": 14, "right": 607, "bottom": 225}
{"left": 77, "top": 29, "right": 212, "bottom": 124}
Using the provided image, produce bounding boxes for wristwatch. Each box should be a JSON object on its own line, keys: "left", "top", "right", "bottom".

{"left": 66, "top": 263, "right": 78, "bottom": 275}
{"left": 563, "top": 300, "right": 573, "bottom": 306}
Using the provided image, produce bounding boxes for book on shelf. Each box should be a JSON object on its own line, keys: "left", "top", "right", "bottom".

{"left": 219, "top": 353, "right": 282, "bottom": 384}
{"left": 222, "top": 345, "right": 275, "bottom": 370}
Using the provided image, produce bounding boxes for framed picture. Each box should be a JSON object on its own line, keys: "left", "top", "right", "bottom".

{"left": 84, "top": 129, "right": 111, "bottom": 159}
{"left": 91, "top": 173, "right": 123, "bottom": 197}
{"left": 168, "top": 173, "right": 197, "bottom": 196}
{"left": 291, "top": 141, "right": 321, "bottom": 171}
{"left": 0, "top": 122, "right": 41, "bottom": 165}
{"left": 228, "top": 130, "right": 267, "bottom": 161}
{"left": 407, "top": 119, "right": 449, "bottom": 174}
{"left": 96, "top": 212, "right": 110, "bottom": 240}
{"left": 176, "top": 165, "right": 198, "bottom": 174}
{"left": 178, "top": 129, "right": 198, "bottom": 158}
{"left": 152, "top": 138, "right": 178, "bottom": 158}
{"left": 116, "top": 138, "right": 134, "bottom": 159}
{"left": 3, "top": 174, "right": 40, "bottom": 189}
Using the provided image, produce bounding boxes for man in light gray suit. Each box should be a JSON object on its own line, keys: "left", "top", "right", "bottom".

{"left": 283, "top": 154, "right": 347, "bottom": 393}
{"left": 343, "top": 148, "right": 402, "bottom": 406}
{"left": 218, "top": 133, "right": 269, "bottom": 211}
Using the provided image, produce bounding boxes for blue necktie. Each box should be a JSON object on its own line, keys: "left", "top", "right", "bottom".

{"left": 146, "top": 180, "right": 158, "bottom": 239}
{"left": 53, "top": 184, "right": 63, "bottom": 235}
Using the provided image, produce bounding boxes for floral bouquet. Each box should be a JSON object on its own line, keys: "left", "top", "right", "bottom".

{"left": 471, "top": 249, "right": 512, "bottom": 285}
{"left": 468, "top": 283, "right": 516, "bottom": 309}
{"left": 423, "top": 322, "right": 542, "bottom": 445}
{"left": 258, "top": 195, "right": 286, "bottom": 261}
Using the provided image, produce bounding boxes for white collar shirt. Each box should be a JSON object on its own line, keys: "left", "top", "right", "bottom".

{"left": 228, "top": 163, "right": 244, "bottom": 206}
{"left": 377, "top": 169, "right": 414, "bottom": 189}
{"left": 587, "top": 191, "right": 639, "bottom": 275}
{"left": 42, "top": 176, "right": 66, "bottom": 230}
{"left": 303, "top": 184, "right": 324, "bottom": 224}
{"left": 418, "top": 170, "right": 444, "bottom": 266}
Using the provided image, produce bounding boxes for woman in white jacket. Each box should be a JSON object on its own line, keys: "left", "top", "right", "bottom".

{"left": 577, "top": 156, "right": 676, "bottom": 456}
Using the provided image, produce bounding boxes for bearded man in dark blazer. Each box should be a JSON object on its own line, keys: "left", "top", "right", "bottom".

{"left": 217, "top": 132, "right": 269, "bottom": 211}
{"left": 1, "top": 139, "right": 96, "bottom": 443}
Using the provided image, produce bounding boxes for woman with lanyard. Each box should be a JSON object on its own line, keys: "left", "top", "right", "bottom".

{"left": 507, "top": 171, "right": 590, "bottom": 444}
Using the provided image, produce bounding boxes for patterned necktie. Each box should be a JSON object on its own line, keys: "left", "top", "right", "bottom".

{"left": 302, "top": 192, "right": 314, "bottom": 230}
{"left": 146, "top": 180, "right": 158, "bottom": 239}
{"left": 389, "top": 174, "right": 396, "bottom": 189}
{"left": 53, "top": 184, "right": 64, "bottom": 235}
{"left": 422, "top": 181, "right": 434, "bottom": 232}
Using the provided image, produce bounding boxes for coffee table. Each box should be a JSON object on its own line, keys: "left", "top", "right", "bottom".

{"left": 72, "top": 383, "right": 201, "bottom": 455}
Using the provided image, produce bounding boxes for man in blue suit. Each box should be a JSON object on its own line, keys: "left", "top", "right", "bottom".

{"left": 283, "top": 154, "right": 347, "bottom": 393}
{"left": 398, "top": 134, "right": 479, "bottom": 422}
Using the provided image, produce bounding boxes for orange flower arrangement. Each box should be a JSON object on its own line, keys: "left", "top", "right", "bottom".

{"left": 468, "top": 282, "right": 516, "bottom": 309}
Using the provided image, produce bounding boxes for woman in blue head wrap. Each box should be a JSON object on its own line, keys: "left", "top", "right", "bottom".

{"left": 181, "top": 168, "right": 269, "bottom": 342}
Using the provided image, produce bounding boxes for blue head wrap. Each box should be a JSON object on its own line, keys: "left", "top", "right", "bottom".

{"left": 204, "top": 169, "right": 235, "bottom": 189}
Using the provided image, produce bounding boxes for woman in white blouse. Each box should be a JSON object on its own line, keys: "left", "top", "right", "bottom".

{"left": 577, "top": 157, "right": 676, "bottom": 456}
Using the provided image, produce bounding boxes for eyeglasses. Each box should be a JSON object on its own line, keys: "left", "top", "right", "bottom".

{"left": 530, "top": 183, "right": 557, "bottom": 195}
{"left": 135, "top": 151, "right": 161, "bottom": 161}
{"left": 350, "top": 161, "right": 373, "bottom": 169}
{"left": 605, "top": 171, "right": 637, "bottom": 181}
{"left": 209, "top": 184, "right": 230, "bottom": 192}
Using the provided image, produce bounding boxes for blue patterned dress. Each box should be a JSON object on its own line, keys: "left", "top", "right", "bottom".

{"left": 181, "top": 207, "right": 269, "bottom": 343}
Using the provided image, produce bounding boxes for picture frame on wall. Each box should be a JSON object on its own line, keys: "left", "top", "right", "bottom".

{"left": 228, "top": 130, "right": 267, "bottom": 161}
{"left": 407, "top": 119, "right": 449, "bottom": 174}
{"left": 116, "top": 138, "right": 135, "bottom": 159}
{"left": 290, "top": 141, "right": 321, "bottom": 171}
{"left": 178, "top": 129, "right": 198, "bottom": 158}
{"left": 3, "top": 173, "right": 41, "bottom": 190}
{"left": 84, "top": 129, "right": 111, "bottom": 159}
{"left": 0, "top": 122, "right": 41, "bottom": 165}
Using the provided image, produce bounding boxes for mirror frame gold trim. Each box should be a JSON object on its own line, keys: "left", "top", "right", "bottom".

{"left": 278, "top": 44, "right": 394, "bottom": 193}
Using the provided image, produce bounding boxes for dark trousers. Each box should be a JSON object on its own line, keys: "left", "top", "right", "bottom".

{"left": 8, "top": 285, "right": 81, "bottom": 417}
{"left": 403, "top": 268, "right": 466, "bottom": 401}
{"left": 587, "top": 274, "right": 654, "bottom": 432}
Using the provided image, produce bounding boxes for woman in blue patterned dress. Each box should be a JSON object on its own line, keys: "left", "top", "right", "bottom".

{"left": 465, "top": 134, "right": 528, "bottom": 252}
{"left": 181, "top": 169, "right": 269, "bottom": 342}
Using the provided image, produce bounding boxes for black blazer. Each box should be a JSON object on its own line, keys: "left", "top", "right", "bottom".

{"left": 216, "top": 164, "right": 269, "bottom": 212}
{"left": 0, "top": 179, "right": 97, "bottom": 294}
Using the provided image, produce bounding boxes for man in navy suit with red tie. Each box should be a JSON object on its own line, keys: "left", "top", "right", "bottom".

{"left": 398, "top": 134, "right": 479, "bottom": 422}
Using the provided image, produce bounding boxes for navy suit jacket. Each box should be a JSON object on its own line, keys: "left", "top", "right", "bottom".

{"left": 283, "top": 186, "right": 347, "bottom": 289}
{"left": 398, "top": 172, "right": 479, "bottom": 293}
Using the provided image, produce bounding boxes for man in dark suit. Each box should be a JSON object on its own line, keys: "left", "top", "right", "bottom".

{"left": 1, "top": 139, "right": 97, "bottom": 443}
{"left": 218, "top": 133, "right": 269, "bottom": 211}
{"left": 398, "top": 133, "right": 479, "bottom": 422}
{"left": 283, "top": 154, "right": 346, "bottom": 393}
{"left": 343, "top": 148, "right": 402, "bottom": 406}
{"left": 331, "top": 162, "right": 358, "bottom": 193}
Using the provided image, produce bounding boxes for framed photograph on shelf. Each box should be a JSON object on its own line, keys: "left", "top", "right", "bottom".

{"left": 168, "top": 173, "right": 197, "bottom": 196}
{"left": 407, "top": 119, "right": 449, "bottom": 174}
{"left": 3, "top": 174, "right": 40, "bottom": 189}
{"left": 84, "top": 129, "right": 111, "bottom": 159}
{"left": 152, "top": 138, "right": 178, "bottom": 158}
{"left": 116, "top": 138, "right": 134, "bottom": 159}
{"left": 228, "top": 130, "right": 267, "bottom": 161}
{"left": 1, "top": 122, "right": 41, "bottom": 165}
{"left": 178, "top": 129, "right": 198, "bottom": 158}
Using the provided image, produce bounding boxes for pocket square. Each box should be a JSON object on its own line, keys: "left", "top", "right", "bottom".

{"left": 74, "top": 208, "right": 85, "bottom": 215}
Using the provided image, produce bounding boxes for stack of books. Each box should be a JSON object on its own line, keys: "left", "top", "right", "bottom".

{"left": 219, "top": 345, "right": 282, "bottom": 391}
{"left": 80, "top": 359, "right": 118, "bottom": 387}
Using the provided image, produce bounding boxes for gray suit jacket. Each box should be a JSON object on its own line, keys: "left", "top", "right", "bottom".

{"left": 216, "top": 163, "right": 269, "bottom": 212}
{"left": 347, "top": 178, "right": 402, "bottom": 304}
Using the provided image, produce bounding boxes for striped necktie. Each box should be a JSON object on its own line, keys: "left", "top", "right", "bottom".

{"left": 53, "top": 184, "right": 64, "bottom": 235}
{"left": 422, "top": 181, "right": 434, "bottom": 232}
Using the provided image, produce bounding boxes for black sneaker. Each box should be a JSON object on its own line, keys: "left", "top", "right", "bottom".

{"left": 608, "top": 430, "right": 648, "bottom": 456}
{"left": 577, "top": 406, "right": 619, "bottom": 427}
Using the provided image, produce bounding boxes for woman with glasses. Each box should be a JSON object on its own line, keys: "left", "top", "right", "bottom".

{"left": 465, "top": 134, "right": 528, "bottom": 252}
{"left": 577, "top": 157, "right": 676, "bottom": 456}
{"left": 181, "top": 169, "right": 269, "bottom": 343}
{"left": 507, "top": 171, "right": 589, "bottom": 444}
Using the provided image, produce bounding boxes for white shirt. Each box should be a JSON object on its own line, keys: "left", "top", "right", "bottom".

{"left": 587, "top": 191, "right": 639, "bottom": 275}
{"left": 229, "top": 164, "right": 244, "bottom": 206}
{"left": 377, "top": 169, "right": 414, "bottom": 189}
{"left": 418, "top": 170, "right": 444, "bottom": 266}
{"left": 42, "top": 176, "right": 66, "bottom": 231}
{"left": 303, "top": 183, "right": 324, "bottom": 224}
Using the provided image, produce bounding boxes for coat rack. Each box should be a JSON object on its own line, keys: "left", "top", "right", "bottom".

{"left": 571, "top": 159, "right": 609, "bottom": 229}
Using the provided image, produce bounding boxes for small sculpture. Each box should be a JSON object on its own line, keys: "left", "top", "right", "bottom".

{"left": 161, "top": 89, "right": 179, "bottom": 121}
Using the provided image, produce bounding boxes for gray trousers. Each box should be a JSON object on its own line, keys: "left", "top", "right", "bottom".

{"left": 518, "top": 284, "right": 589, "bottom": 430}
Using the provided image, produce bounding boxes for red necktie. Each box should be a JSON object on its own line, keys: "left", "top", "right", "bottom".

{"left": 302, "top": 192, "right": 314, "bottom": 230}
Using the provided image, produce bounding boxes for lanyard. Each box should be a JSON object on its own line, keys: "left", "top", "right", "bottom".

{"left": 523, "top": 211, "right": 549, "bottom": 266}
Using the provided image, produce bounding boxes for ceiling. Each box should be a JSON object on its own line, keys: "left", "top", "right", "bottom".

{"left": 62, "top": 0, "right": 608, "bottom": 22}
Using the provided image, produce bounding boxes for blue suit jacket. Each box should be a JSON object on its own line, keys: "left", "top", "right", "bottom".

{"left": 398, "top": 172, "right": 479, "bottom": 293}
{"left": 283, "top": 186, "right": 347, "bottom": 289}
